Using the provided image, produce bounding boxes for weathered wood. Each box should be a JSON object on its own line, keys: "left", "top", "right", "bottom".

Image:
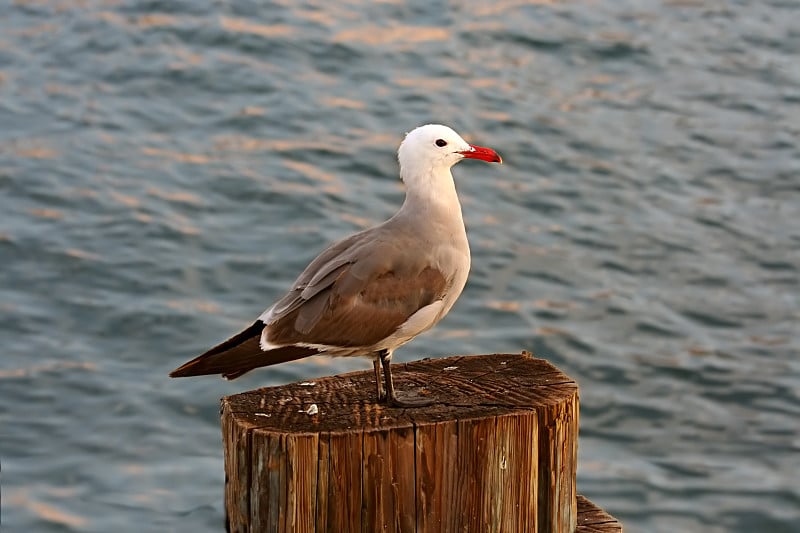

{"left": 576, "top": 495, "right": 624, "bottom": 532}
{"left": 222, "top": 353, "right": 588, "bottom": 532}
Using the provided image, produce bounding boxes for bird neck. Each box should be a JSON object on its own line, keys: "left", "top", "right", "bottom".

{"left": 399, "top": 167, "right": 464, "bottom": 223}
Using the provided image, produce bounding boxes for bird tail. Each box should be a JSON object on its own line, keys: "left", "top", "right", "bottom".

{"left": 169, "top": 321, "right": 319, "bottom": 380}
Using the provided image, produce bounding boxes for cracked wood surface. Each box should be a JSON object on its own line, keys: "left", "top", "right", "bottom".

{"left": 222, "top": 353, "right": 587, "bottom": 532}
{"left": 577, "top": 495, "right": 624, "bottom": 532}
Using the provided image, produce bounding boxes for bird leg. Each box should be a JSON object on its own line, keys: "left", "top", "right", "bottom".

{"left": 379, "top": 349, "right": 434, "bottom": 408}
{"left": 373, "top": 356, "right": 386, "bottom": 402}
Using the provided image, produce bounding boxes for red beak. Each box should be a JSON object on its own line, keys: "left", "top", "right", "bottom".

{"left": 459, "top": 144, "right": 503, "bottom": 164}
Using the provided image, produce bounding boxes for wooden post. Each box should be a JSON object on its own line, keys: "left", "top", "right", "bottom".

{"left": 221, "top": 353, "right": 622, "bottom": 532}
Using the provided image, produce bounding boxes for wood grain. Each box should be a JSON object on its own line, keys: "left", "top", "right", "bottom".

{"left": 577, "top": 495, "right": 624, "bottom": 532}
{"left": 220, "top": 353, "right": 618, "bottom": 532}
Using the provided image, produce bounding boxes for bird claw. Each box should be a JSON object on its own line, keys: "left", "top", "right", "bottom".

{"left": 387, "top": 391, "right": 435, "bottom": 408}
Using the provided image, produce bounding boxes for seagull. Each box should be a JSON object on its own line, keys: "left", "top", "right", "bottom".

{"left": 169, "top": 124, "right": 502, "bottom": 407}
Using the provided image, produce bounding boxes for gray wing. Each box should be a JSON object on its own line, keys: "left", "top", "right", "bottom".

{"left": 260, "top": 228, "right": 371, "bottom": 324}
{"left": 261, "top": 226, "right": 453, "bottom": 348}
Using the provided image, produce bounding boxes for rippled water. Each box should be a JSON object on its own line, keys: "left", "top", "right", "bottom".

{"left": 2, "top": 1, "right": 799, "bottom": 531}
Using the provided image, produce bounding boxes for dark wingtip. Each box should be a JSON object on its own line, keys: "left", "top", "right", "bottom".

{"left": 168, "top": 321, "right": 266, "bottom": 378}
{"left": 169, "top": 360, "right": 204, "bottom": 378}
{"left": 168, "top": 322, "right": 319, "bottom": 380}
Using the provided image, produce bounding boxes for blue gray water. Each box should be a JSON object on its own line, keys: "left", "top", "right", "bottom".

{"left": 2, "top": 1, "right": 799, "bottom": 531}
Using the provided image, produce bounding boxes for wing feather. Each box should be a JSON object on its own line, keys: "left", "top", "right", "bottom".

{"left": 266, "top": 263, "right": 449, "bottom": 348}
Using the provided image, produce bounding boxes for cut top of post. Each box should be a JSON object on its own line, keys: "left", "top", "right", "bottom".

{"left": 222, "top": 353, "right": 577, "bottom": 434}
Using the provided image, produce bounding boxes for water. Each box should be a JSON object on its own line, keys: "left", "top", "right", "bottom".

{"left": 2, "top": 1, "right": 798, "bottom": 531}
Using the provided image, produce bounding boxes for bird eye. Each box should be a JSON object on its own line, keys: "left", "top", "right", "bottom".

{"left": 435, "top": 139, "right": 447, "bottom": 147}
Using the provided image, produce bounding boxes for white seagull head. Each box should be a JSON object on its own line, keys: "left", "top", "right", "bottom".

{"left": 397, "top": 124, "right": 502, "bottom": 184}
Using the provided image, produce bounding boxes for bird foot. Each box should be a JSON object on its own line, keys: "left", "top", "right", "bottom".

{"left": 387, "top": 391, "right": 435, "bottom": 408}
